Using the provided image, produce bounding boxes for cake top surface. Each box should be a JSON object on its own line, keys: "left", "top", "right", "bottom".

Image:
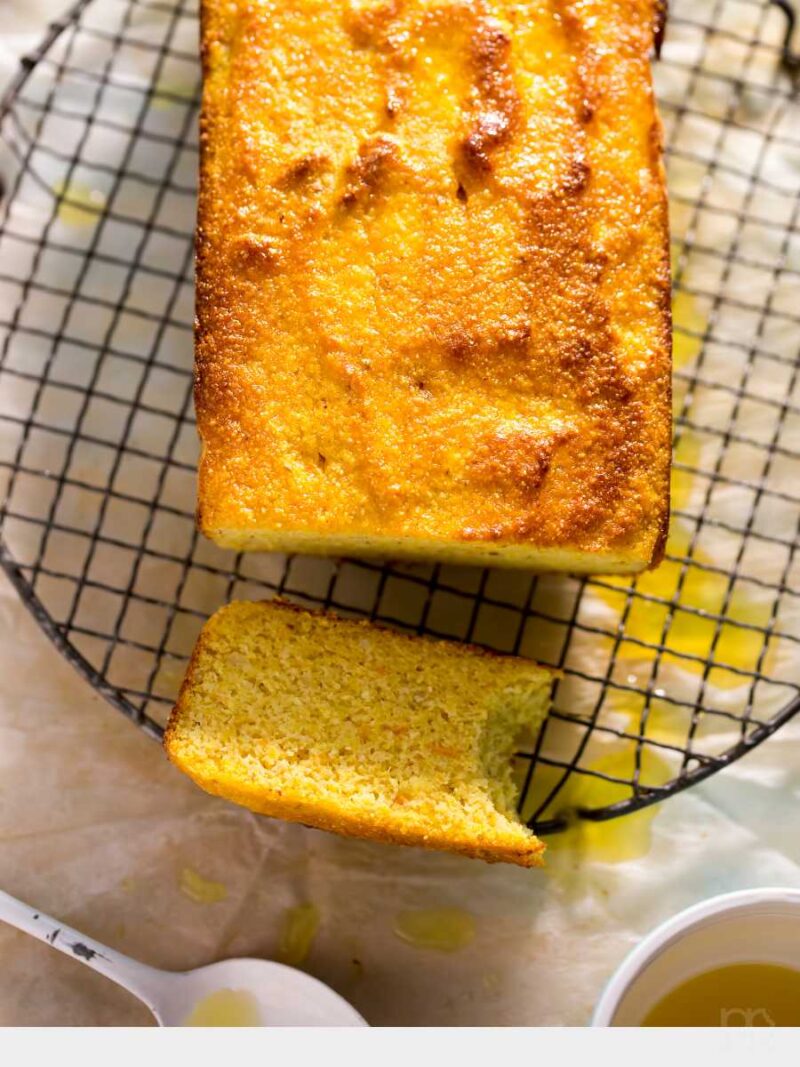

{"left": 196, "top": 0, "right": 670, "bottom": 565}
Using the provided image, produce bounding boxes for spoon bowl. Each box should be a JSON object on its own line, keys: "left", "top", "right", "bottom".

{"left": 154, "top": 957, "right": 367, "bottom": 1027}
{"left": 0, "top": 888, "right": 366, "bottom": 1026}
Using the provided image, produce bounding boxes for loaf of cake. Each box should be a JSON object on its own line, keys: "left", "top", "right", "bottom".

{"left": 164, "top": 601, "right": 552, "bottom": 866}
{"left": 196, "top": 0, "right": 671, "bottom": 572}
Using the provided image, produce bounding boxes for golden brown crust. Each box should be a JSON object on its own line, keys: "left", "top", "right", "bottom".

{"left": 229, "top": 780, "right": 533, "bottom": 865}
{"left": 195, "top": 0, "right": 671, "bottom": 571}
{"left": 458, "top": 16, "right": 521, "bottom": 175}
{"left": 166, "top": 744, "right": 546, "bottom": 866}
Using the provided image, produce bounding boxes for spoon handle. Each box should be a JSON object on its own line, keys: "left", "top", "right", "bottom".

{"left": 0, "top": 887, "right": 172, "bottom": 1016}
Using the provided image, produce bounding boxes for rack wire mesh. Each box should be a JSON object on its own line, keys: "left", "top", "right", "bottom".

{"left": 0, "top": 0, "right": 798, "bottom": 832}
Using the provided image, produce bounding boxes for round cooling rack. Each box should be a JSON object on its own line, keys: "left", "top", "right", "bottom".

{"left": 0, "top": 0, "right": 799, "bottom": 833}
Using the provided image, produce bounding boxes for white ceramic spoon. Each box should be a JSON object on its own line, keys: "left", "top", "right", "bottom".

{"left": 0, "top": 888, "right": 366, "bottom": 1026}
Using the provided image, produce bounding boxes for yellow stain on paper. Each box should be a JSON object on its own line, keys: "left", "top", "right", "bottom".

{"left": 604, "top": 688, "right": 690, "bottom": 749}
{"left": 53, "top": 179, "right": 106, "bottom": 226}
{"left": 671, "top": 245, "right": 708, "bottom": 371}
{"left": 184, "top": 989, "right": 261, "bottom": 1026}
{"left": 276, "top": 903, "right": 320, "bottom": 967}
{"left": 540, "top": 749, "right": 673, "bottom": 864}
{"left": 179, "top": 866, "right": 228, "bottom": 905}
{"left": 672, "top": 287, "right": 708, "bottom": 370}
{"left": 671, "top": 432, "right": 702, "bottom": 512}
{"left": 593, "top": 522, "right": 774, "bottom": 688}
{"left": 152, "top": 77, "right": 197, "bottom": 110}
{"left": 392, "top": 907, "right": 476, "bottom": 952}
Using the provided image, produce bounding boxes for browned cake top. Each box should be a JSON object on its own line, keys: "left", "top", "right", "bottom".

{"left": 196, "top": 0, "right": 671, "bottom": 565}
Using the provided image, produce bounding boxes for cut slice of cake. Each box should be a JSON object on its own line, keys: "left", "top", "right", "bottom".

{"left": 164, "top": 600, "right": 553, "bottom": 867}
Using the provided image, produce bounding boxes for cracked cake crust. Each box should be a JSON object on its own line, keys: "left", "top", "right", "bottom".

{"left": 195, "top": 0, "right": 671, "bottom": 572}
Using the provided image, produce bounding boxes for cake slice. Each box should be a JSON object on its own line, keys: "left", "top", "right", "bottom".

{"left": 164, "top": 601, "right": 552, "bottom": 867}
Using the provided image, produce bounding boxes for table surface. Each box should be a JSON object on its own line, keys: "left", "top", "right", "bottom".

{"left": 1, "top": 0, "right": 799, "bottom": 1028}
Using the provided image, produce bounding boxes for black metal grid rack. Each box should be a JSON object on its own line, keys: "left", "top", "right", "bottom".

{"left": 0, "top": 0, "right": 798, "bottom": 832}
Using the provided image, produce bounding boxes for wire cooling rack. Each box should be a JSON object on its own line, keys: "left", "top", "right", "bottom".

{"left": 0, "top": 0, "right": 798, "bottom": 833}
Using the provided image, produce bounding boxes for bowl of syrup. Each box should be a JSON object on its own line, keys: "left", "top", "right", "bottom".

{"left": 593, "top": 888, "right": 800, "bottom": 1027}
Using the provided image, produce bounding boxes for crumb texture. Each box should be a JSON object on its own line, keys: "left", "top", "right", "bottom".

{"left": 165, "top": 601, "right": 552, "bottom": 866}
{"left": 196, "top": 0, "right": 671, "bottom": 571}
